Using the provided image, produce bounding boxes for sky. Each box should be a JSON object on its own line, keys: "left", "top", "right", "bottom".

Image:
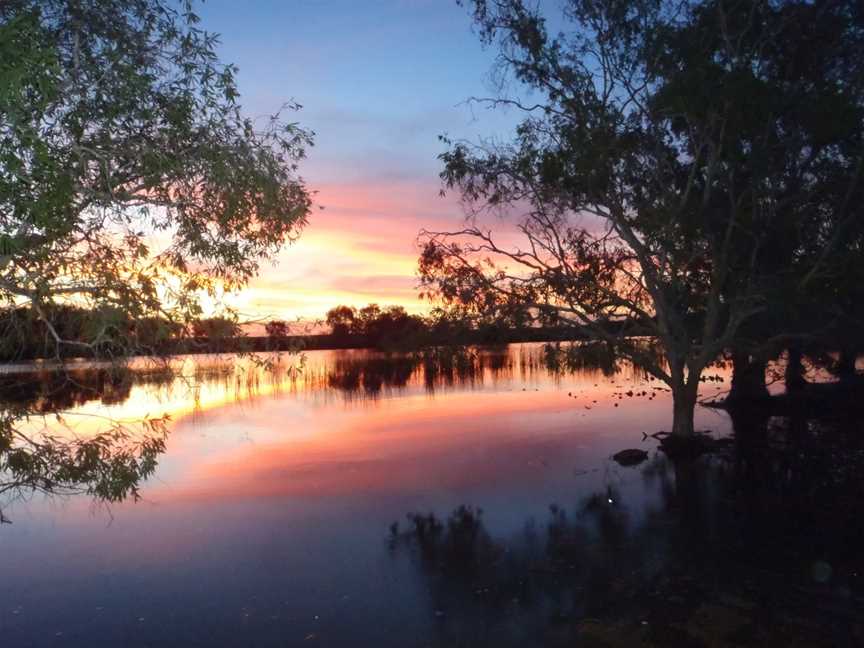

{"left": 195, "top": 0, "right": 526, "bottom": 322}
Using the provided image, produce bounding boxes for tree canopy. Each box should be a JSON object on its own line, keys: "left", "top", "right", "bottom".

{"left": 326, "top": 303, "right": 427, "bottom": 348}
{"left": 0, "top": 0, "right": 313, "bottom": 517}
{"left": 420, "top": 0, "right": 864, "bottom": 435}
{"left": 0, "top": 0, "right": 313, "bottom": 359}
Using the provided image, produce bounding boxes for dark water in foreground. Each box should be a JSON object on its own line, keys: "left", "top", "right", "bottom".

{"left": 0, "top": 345, "right": 862, "bottom": 646}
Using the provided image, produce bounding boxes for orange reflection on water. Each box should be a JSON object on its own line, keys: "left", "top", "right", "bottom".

{"left": 6, "top": 344, "right": 736, "bottom": 508}
{"left": 147, "top": 362, "right": 694, "bottom": 503}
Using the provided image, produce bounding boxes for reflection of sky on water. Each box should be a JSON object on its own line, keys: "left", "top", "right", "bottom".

{"left": 0, "top": 344, "right": 781, "bottom": 647}
{"left": 2, "top": 345, "right": 734, "bottom": 511}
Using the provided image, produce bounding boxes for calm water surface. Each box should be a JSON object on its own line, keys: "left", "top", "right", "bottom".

{"left": 0, "top": 344, "right": 861, "bottom": 646}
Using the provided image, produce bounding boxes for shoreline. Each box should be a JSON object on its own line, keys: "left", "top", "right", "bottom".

{"left": 0, "top": 328, "right": 593, "bottom": 366}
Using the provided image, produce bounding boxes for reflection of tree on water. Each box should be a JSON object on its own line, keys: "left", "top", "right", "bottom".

{"left": 320, "top": 347, "right": 514, "bottom": 398}
{"left": 542, "top": 340, "right": 663, "bottom": 379}
{"left": 726, "top": 412, "right": 864, "bottom": 585}
{"left": 390, "top": 412, "right": 864, "bottom": 647}
{"left": 0, "top": 368, "right": 170, "bottom": 524}
{"left": 0, "top": 369, "right": 139, "bottom": 411}
{"left": 390, "top": 497, "right": 676, "bottom": 646}
{"left": 321, "top": 343, "right": 632, "bottom": 400}
{"left": 0, "top": 343, "right": 641, "bottom": 525}
{"left": 0, "top": 343, "right": 652, "bottom": 415}
{"left": 326, "top": 355, "right": 420, "bottom": 395}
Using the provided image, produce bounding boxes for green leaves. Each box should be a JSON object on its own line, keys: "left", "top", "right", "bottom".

{"left": 0, "top": 413, "right": 169, "bottom": 508}
{"left": 0, "top": 0, "right": 313, "bottom": 359}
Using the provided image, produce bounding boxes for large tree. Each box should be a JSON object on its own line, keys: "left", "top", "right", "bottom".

{"left": 0, "top": 0, "right": 312, "bottom": 513}
{"left": 0, "top": 0, "right": 312, "bottom": 359}
{"left": 420, "top": 0, "right": 864, "bottom": 435}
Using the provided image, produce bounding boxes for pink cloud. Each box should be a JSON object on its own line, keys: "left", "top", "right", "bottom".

{"left": 234, "top": 177, "right": 463, "bottom": 319}
{"left": 233, "top": 174, "right": 537, "bottom": 321}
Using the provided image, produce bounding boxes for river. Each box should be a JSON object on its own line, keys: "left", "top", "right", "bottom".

{"left": 0, "top": 344, "right": 860, "bottom": 646}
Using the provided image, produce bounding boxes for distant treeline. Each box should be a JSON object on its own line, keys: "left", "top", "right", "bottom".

{"left": 0, "top": 304, "right": 263, "bottom": 361}
{"left": 289, "top": 303, "right": 612, "bottom": 351}
{"left": 0, "top": 304, "right": 182, "bottom": 362}
{"left": 0, "top": 302, "right": 613, "bottom": 362}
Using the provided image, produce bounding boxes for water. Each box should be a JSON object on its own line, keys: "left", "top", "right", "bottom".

{"left": 0, "top": 344, "right": 861, "bottom": 646}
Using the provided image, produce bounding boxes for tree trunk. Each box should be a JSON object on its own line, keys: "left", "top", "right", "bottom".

{"left": 836, "top": 346, "right": 858, "bottom": 382}
{"left": 729, "top": 349, "right": 769, "bottom": 403}
{"left": 671, "top": 378, "right": 698, "bottom": 437}
{"left": 785, "top": 345, "right": 806, "bottom": 394}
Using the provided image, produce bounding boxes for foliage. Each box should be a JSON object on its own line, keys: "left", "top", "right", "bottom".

{"left": 0, "top": 304, "right": 185, "bottom": 361}
{"left": 0, "top": 0, "right": 312, "bottom": 518}
{"left": 0, "top": 399, "right": 169, "bottom": 523}
{"left": 190, "top": 316, "right": 241, "bottom": 340}
{"left": 420, "top": 0, "right": 864, "bottom": 434}
{"left": 264, "top": 319, "right": 289, "bottom": 338}
{"left": 0, "top": 0, "right": 313, "bottom": 360}
{"left": 325, "top": 305, "right": 357, "bottom": 337}
{"left": 325, "top": 303, "right": 427, "bottom": 349}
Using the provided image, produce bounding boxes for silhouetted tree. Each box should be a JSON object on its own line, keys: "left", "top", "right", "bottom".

{"left": 264, "top": 319, "right": 289, "bottom": 339}
{"left": 355, "top": 304, "right": 383, "bottom": 335}
{"left": 326, "top": 303, "right": 427, "bottom": 349}
{"left": 421, "top": 0, "right": 864, "bottom": 436}
{"left": 325, "top": 305, "right": 357, "bottom": 338}
{"left": 191, "top": 317, "right": 241, "bottom": 340}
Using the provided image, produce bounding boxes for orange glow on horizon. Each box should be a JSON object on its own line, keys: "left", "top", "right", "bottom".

{"left": 225, "top": 178, "right": 467, "bottom": 321}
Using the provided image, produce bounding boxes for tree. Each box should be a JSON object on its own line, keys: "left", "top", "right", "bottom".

{"left": 326, "top": 305, "right": 357, "bottom": 337}
{"left": 0, "top": 0, "right": 313, "bottom": 359}
{"left": 363, "top": 305, "right": 426, "bottom": 348}
{"left": 191, "top": 316, "right": 240, "bottom": 340}
{"left": 355, "top": 304, "right": 383, "bottom": 335}
{"left": 265, "top": 319, "right": 289, "bottom": 339}
{"left": 325, "top": 303, "right": 428, "bottom": 349}
{"left": 715, "top": 0, "right": 864, "bottom": 400}
{"left": 0, "top": 0, "right": 312, "bottom": 512}
{"left": 420, "top": 0, "right": 863, "bottom": 436}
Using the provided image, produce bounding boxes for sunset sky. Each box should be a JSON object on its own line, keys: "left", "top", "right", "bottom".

{"left": 197, "top": 0, "right": 524, "bottom": 321}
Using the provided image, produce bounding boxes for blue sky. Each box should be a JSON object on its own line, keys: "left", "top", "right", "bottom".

{"left": 201, "top": 0, "right": 515, "bottom": 178}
